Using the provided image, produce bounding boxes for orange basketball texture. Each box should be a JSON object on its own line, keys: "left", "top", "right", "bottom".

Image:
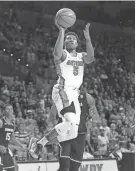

{"left": 55, "top": 8, "right": 76, "bottom": 28}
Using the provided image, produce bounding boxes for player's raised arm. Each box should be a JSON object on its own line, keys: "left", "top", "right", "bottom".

{"left": 53, "top": 20, "right": 66, "bottom": 60}
{"left": 82, "top": 23, "right": 94, "bottom": 64}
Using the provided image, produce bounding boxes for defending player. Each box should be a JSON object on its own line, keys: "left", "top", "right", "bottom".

{"left": 29, "top": 21, "right": 94, "bottom": 156}
{"left": 0, "top": 105, "right": 26, "bottom": 171}
{"left": 57, "top": 87, "right": 100, "bottom": 171}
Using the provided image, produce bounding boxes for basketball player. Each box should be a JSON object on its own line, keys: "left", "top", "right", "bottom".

{"left": 30, "top": 21, "right": 94, "bottom": 156}
{"left": 0, "top": 105, "right": 26, "bottom": 171}
{"left": 57, "top": 87, "right": 99, "bottom": 171}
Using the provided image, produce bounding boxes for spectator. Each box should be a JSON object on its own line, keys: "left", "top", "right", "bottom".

{"left": 108, "top": 124, "right": 119, "bottom": 151}
{"left": 102, "top": 119, "right": 110, "bottom": 136}
{"left": 25, "top": 110, "right": 38, "bottom": 134}
{"left": 109, "top": 144, "right": 122, "bottom": 169}
{"left": 119, "top": 127, "right": 128, "bottom": 149}
{"left": 116, "top": 120, "right": 123, "bottom": 134}
{"left": 128, "top": 143, "right": 135, "bottom": 152}
{"left": 14, "top": 123, "right": 30, "bottom": 161}
{"left": 120, "top": 142, "right": 130, "bottom": 153}
{"left": 97, "top": 127, "right": 109, "bottom": 157}
{"left": 33, "top": 127, "right": 42, "bottom": 139}
{"left": 15, "top": 111, "right": 25, "bottom": 126}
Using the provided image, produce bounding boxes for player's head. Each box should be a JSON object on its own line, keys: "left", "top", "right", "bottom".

{"left": 64, "top": 32, "right": 78, "bottom": 51}
{"left": 3, "top": 105, "right": 13, "bottom": 119}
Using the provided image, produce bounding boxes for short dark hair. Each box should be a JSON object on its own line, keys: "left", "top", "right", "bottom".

{"left": 64, "top": 32, "right": 79, "bottom": 42}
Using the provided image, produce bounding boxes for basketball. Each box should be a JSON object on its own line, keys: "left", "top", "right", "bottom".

{"left": 55, "top": 8, "right": 76, "bottom": 28}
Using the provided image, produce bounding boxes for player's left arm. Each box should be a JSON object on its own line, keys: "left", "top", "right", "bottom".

{"left": 82, "top": 23, "right": 94, "bottom": 64}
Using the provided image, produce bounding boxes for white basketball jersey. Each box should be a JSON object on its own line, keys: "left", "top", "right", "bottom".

{"left": 56, "top": 49, "right": 84, "bottom": 89}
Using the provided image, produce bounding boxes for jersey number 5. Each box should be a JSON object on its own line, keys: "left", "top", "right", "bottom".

{"left": 6, "top": 132, "right": 11, "bottom": 141}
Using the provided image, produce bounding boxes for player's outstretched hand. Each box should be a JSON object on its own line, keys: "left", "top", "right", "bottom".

{"left": 83, "top": 23, "right": 91, "bottom": 41}
{"left": 0, "top": 145, "right": 7, "bottom": 153}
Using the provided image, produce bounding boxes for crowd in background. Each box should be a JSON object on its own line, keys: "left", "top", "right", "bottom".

{"left": 0, "top": 7, "right": 135, "bottom": 162}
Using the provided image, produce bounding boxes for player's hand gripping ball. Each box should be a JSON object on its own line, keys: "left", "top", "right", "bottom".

{"left": 55, "top": 8, "right": 76, "bottom": 29}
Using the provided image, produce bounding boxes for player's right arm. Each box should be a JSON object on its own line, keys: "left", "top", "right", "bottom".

{"left": 53, "top": 21, "right": 66, "bottom": 61}
{"left": 0, "top": 119, "right": 7, "bottom": 153}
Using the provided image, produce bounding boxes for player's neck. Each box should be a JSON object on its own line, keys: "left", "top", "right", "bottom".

{"left": 67, "top": 49, "right": 77, "bottom": 55}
